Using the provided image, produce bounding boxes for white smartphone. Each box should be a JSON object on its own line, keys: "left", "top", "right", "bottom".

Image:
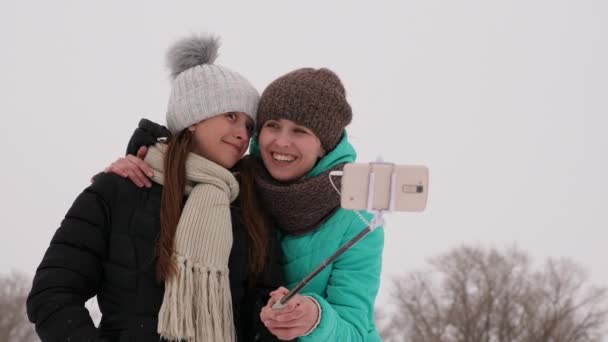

{"left": 340, "top": 163, "right": 429, "bottom": 212}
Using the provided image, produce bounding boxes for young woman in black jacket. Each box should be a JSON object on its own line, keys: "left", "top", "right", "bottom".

{"left": 27, "top": 35, "right": 283, "bottom": 342}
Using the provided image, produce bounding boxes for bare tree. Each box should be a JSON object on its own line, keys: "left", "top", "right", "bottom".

{"left": 381, "top": 245, "right": 608, "bottom": 342}
{"left": 0, "top": 271, "right": 38, "bottom": 342}
{"left": 376, "top": 307, "right": 394, "bottom": 340}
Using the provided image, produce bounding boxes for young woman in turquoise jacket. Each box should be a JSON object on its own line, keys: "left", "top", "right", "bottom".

{"left": 110, "top": 67, "right": 383, "bottom": 341}
{"left": 248, "top": 67, "right": 383, "bottom": 341}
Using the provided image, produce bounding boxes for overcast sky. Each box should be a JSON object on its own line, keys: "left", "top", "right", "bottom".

{"left": 2, "top": 0, "right": 607, "bottom": 316}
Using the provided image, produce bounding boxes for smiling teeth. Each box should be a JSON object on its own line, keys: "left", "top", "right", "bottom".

{"left": 272, "top": 153, "right": 295, "bottom": 162}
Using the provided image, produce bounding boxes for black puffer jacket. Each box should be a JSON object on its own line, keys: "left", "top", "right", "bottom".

{"left": 27, "top": 171, "right": 283, "bottom": 341}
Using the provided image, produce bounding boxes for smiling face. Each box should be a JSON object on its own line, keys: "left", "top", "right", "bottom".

{"left": 258, "top": 118, "right": 326, "bottom": 182}
{"left": 189, "top": 112, "right": 254, "bottom": 169}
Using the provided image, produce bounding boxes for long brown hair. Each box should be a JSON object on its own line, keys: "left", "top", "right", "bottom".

{"left": 156, "top": 129, "right": 270, "bottom": 281}
{"left": 235, "top": 156, "right": 270, "bottom": 275}
{"left": 156, "top": 130, "right": 192, "bottom": 282}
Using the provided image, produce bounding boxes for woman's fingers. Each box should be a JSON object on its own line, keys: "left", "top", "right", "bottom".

{"left": 136, "top": 146, "right": 148, "bottom": 160}
{"left": 263, "top": 304, "right": 306, "bottom": 327}
{"left": 105, "top": 157, "right": 151, "bottom": 188}
{"left": 261, "top": 287, "right": 320, "bottom": 340}
{"left": 263, "top": 295, "right": 319, "bottom": 338}
{"left": 269, "top": 286, "right": 289, "bottom": 297}
{"left": 123, "top": 157, "right": 150, "bottom": 187}
{"left": 126, "top": 154, "right": 154, "bottom": 178}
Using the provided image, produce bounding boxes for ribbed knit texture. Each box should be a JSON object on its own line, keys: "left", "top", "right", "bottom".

{"left": 256, "top": 68, "right": 352, "bottom": 151}
{"left": 145, "top": 143, "right": 239, "bottom": 342}
{"left": 248, "top": 155, "right": 343, "bottom": 236}
{"left": 167, "top": 63, "right": 259, "bottom": 135}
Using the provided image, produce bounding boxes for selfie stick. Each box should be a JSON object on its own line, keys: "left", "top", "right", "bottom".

{"left": 272, "top": 162, "right": 394, "bottom": 310}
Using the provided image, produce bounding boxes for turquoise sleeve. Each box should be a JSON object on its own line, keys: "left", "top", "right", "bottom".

{"left": 299, "top": 218, "right": 384, "bottom": 341}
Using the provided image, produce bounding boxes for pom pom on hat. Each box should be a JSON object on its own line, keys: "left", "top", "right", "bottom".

{"left": 165, "top": 34, "right": 259, "bottom": 134}
{"left": 167, "top": 35, "right": 220, "bottom": 79}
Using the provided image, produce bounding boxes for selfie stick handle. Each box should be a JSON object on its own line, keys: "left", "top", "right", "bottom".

{"left": 272, "top": 212, "right": 383, "bottom": 310}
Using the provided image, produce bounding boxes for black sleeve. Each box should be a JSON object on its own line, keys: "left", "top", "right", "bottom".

{"left": 242, "top": 233, "right": 285, "bottom": 342}
{"left": 26, "top": 174, "right": 119, "bottom": 342}
{"left": 125, "top": 118, "right": 171, "bottom": 155}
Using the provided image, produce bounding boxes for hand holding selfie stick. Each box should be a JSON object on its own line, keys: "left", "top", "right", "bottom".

{"left": 272, "top": 212, "right": 384, "bottom": 310}
{"left": 272, "top": 161, "right": 394, "bottom": 310}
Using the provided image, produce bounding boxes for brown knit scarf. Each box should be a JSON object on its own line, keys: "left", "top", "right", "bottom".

{"left": 145, "top": 144, "right": 239, "bottom": 342}
{"left": 246, "top": 155, "right": 345, "bottom": 235}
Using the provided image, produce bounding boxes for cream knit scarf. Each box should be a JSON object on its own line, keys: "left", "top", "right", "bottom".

{"left": 145, "top": 143, "right": 239, "bottom": 342}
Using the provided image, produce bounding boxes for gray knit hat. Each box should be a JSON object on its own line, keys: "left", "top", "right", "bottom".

{"left": 257, "top": 68, "right": 352, "bottom": 151}
{"left": 166, "top": 35, "right": 259, "bottom": 134}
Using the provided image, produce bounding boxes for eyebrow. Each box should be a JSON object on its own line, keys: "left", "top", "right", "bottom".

{"left": 295, "top": 124, "right": 311, "bottom": 132}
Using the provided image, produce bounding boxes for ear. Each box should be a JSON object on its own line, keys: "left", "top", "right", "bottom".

{"left": 318, "top": 148, "right": 326, "bottom": 158}
{"left": 188, "top": 124, "right": 197, "bottom": 132}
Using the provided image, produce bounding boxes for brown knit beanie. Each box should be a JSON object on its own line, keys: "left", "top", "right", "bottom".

{"left": 257, "top": 68, "right": 352, "bottom": 151}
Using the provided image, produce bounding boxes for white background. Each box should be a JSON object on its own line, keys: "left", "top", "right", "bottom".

{"left": 2, "top": 0, "right": 607, "bottom": 325}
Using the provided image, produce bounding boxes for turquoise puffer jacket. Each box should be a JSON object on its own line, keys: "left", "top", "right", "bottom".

{"left": 278, "top": 134, "right": 384, "bottom": 341}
